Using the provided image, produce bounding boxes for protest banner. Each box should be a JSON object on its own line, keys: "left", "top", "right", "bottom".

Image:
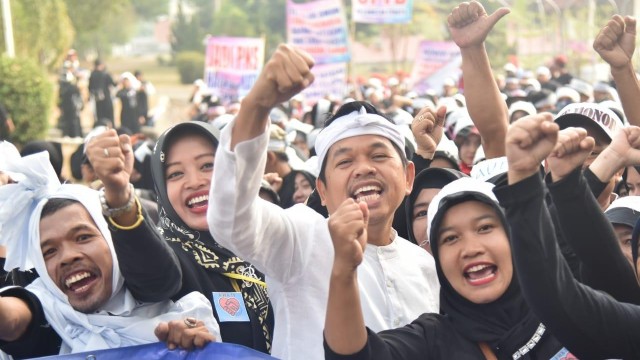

{"left": 352, "top": 0, "right": 414, "bottom": 24}
{"left": 301, "top": 62, "right": 348, "bottom": 106}
{"left": 410, "top": 40, "right": 462, "bottom": 95}
{"left": 287, "top": 0, "right": 350, "bottom": 64}
{"left": 204, "top": 36, "right": 265, "bottom": 104}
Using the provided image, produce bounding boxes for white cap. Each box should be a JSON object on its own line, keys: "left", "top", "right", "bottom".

{"left": 536, "top": 66, "right": 551, "bottom": 77}
{"left": 504, "top": 63, "right": 517, "bottom": 73}
{"left": 508, "top": 101, "right": 537, "bottom": 119}
{"left": 556, "top": 87, "right": 581, "bottom": 103}
{"left": 570, "top": 78, "right": 594, "bottom": 99}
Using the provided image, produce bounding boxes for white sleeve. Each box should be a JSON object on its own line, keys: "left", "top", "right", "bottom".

{"left": 207, "top": 119, "right": 320, "bottom": 283}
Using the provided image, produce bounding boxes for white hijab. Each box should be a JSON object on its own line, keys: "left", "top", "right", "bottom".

{"left": 0, "top": 151, "right": 220, "bottom": 354}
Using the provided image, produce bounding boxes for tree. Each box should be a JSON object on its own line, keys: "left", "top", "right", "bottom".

{"left": 0, "top": 0, "right": 74, "bottom": 70}
{"left": 131, "top": 0, "right": 171, "bottom": 20}
{"left": 171, "top": 0, "right": 205, "bottom": 54}
{"left": 0, "top": 55, "right": 53, "bottom": 146}
{"left": 72, "top": 1, "right": 137, "bottom": 57}
{"left": 64, "top": 0, "right": 136, "bottom": 56}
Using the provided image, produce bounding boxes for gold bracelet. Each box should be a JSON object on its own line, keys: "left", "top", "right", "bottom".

{"left": 108, "top": 197, "right": 144, "bottom": 230}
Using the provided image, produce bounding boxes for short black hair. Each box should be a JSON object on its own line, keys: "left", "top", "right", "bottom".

{"left": 317, "top": 101, "right": 408, "bottom": 183}
{"left": 41, "top": 198, "right": 79, "bottom": 219}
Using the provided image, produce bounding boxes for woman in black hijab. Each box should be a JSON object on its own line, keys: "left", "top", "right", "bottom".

{"left": 123, "top": 121, "right": 273, "bottom": 353}
{"left": 324, "top": 178, "right": 573, "bottom": 359}
{"left": 405, "top": 167, "right": 466, "bottom": 251}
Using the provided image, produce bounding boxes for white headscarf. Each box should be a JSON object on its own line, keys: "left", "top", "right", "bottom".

{"left": 0, "top": 151, "right": 220, "bottom": 354}
{"left": 314, "top": 106, "right": 405, "bottom": 171}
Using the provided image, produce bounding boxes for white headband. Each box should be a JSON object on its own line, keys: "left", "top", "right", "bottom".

{"left": 315, "top": 106, "right": 405, "bottom": 171}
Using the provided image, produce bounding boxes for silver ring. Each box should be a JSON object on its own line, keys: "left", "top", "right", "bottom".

{"left": 416, "top": 115, "right": 425, "bottom": 122}
{"left": 103, "top": 148, "right": 109, "bottom": 157}
{"left": 184, "top": 317, "right": 197, "bottom": 329}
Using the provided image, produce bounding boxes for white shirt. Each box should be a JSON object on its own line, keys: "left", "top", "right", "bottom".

{"left": 207, "top": 120, "right": 440, "bottom": 360}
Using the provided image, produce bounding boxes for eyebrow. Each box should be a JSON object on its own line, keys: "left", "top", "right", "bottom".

{"left": 437, "top": 213, "right": 497, "bottom": 236}
{"left": 165, "top": 152, "right": 215, "bottom": 169}
{"left": 329, "top": 141, "right": 391, "bottom": 161}
{"left": 413, "top": 202, "right": 429, "bottom": 211}
{"left": 41, "top": 224, "right": 94, "bottom": 250}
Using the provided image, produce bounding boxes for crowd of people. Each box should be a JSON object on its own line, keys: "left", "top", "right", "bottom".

{"left": 56, "top": 51, "right": 155, "bottom": 139}
{"left": 1, "top": 1, "right": 640, "bottom": 359}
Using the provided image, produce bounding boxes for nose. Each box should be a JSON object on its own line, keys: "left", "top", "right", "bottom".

{"left": 354, "top": 158, "right": 376, "bottom": 178}
{"left": 185, "top": 170, "right": 208, "bottom": 190}
{"left": 460, "top": 236, "right": 485, "bottom": 259}
{"left": 60, "top": 244, "right": 83, "bottom": 268}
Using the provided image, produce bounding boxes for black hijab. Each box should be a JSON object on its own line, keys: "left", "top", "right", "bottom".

{"left": 150, "top": 121, "right": 271, "bottom": 351}
{"left": 429, "top": 183, "right": 550, "bottom": 359}
{"left": 405, "top": 167, "right": 466, "bottom": 245}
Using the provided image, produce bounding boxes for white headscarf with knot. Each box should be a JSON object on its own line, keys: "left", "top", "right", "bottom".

{"left": 0, "top": 151, "right": 220, "bottom": 354}
{"left": 314, "top": 106, "right": 405, "bottom": 171}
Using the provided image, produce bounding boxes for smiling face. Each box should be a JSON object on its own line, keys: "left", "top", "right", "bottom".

{"left": 293, "top": 172, "right": 314, "bottom": 204}
{"left": 458, "top": 134, "right": 481, "bottom": 166}
{"left": 40, "top": 202, "right": 113, "bottom": 313}
{"left": 436, "top": 200, "right": 512, "bottom": 304}
{"left": 165, "top": 133, "right": 216, "bottom": 231}
{"left": 412, "top": 188, "right": 442, "bottom": 252}
{"left": 317, "top": 135, "right": 414, "bottom": 226}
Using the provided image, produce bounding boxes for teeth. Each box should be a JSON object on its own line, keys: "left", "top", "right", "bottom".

{"left": 65, "top": 272, "right": 91, "bottom": 288}
{"left": 353, "top": 185, "right": 381, "bottom": 196}
{"left": 466, "top": 264, "right": 490, "bottom": 273}
{"left": 188, "top": 195, "right": 209, "bottom": 206}
{"left": 355, "top": 193, "right": 381, "bottom": 203}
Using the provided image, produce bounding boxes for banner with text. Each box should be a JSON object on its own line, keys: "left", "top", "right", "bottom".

{"left": 301, "top": 62, "right": 348, "bottom": 106}
{"left": 204, "top": 36, "right": 265, "bottom": 103}
{"left": 352, "top": 0, "right": 414, "bottom": 24}
{"left": 410, "top": 40, "right": 462, "bottom": 95}
{"left": 287, "top": 0, "right": 350, "bottom": 64}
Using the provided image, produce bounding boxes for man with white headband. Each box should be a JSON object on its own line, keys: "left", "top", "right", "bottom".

{"left": 207, "top": 45, "right": 439, "bottom": 359}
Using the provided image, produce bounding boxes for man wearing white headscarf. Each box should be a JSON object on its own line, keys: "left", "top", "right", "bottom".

{"left": 0, "top": 151, "right": 220, "bottom": 358}
{"left": 207, "top": 45, "right": 440, "bottom": 360}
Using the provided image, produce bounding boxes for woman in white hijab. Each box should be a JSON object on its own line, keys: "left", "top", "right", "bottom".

{"left": 0, "top": 149, "right": 220, "bottom": 358}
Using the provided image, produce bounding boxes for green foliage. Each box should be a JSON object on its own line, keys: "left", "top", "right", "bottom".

{"left": 171, "top": 0, "right": 205, "bottom": 54}
{"left": 0, "top": 0, "right": 74, "bottom": 70}
{"left": 0, "top": 55, "right": 53, "bottom": 146}
{"left": 64, "top": 0, "right": 136, "bottom": 56}
{"left": 72, "top": 1, "right": 137, "bottom": 56}
{"left": 175, "top": 51, "right": 204, "bottom": 84}
{"left": 131, "top": 0, "right": 170, "bottom": 20}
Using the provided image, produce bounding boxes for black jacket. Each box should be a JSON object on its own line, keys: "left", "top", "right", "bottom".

{"left": 495, "top": 172, "right": 640, "bottom": 359}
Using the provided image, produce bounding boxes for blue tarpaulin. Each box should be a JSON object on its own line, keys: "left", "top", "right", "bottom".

{"left": 32, "top": 342, "right": 278, "bottom": 360}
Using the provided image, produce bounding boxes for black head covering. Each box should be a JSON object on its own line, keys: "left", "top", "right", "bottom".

{"left": 405, "top": 167, "right": 466, "bottom": 245}
{"left": 429, "top": 185, "right": 548, "bottom": 358}
{"left": 150, "top": 121, "right": 271, "bottom": 350}
{"left": 631, "top": 216, "right": 640, "bottom": 274}
{"left": 20, "top": 141, "right": 64, "bottom": 181}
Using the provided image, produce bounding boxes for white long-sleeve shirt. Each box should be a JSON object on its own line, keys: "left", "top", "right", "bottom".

{"left": 207, "top": 120, "right": 440, "bottom": 360}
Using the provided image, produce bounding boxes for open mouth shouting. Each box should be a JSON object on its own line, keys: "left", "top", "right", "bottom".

{"left": 63, "top": 270, "right": 99, "bottom": 295}
{"left": 351, "top": 182, "right": 383, "bottom": 205}
{"left": 185, "top": 190, "right": 209, "bottom": 214}
{"left": 463, "top": 262, "right": 498, "bottom": 286}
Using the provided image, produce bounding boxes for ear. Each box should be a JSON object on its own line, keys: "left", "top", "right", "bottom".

{"left": 405, "top": 161, "right": 415, "bottom": 195}
{"left": 265, "top": 151, "right": 276, "bottom": 171}
{"left": 316, "top": 178, "right": 327, "bottom": 206}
